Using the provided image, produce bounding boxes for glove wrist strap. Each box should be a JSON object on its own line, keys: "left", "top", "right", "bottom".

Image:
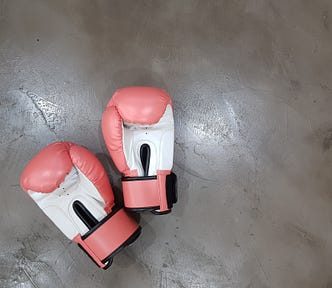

{"left": 73, "top": 207, "right": 140, "bottom": 269}
{"left": 122, "top": 171, "right": 177, "bottom": 213}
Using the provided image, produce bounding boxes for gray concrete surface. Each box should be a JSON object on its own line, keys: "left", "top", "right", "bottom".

{"left": 1, "top": 0, "right": 332, "bottom": 287}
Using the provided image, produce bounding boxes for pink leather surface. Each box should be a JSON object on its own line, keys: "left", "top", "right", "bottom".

{"left": 122, "top": 170, "right": 171, "bottom": 211}
{"left": 21, "top": 142, "right": 114, "bottom": 212}
{"left": 73, "top": 234, "right": 106, "bottom": 268}
{"left": 102, "top": 105, "right": 131, "bottom": 175}
{"left": 69, "top": 144, "right": 114, "bottom": 213}
{"left": 156, "top": 170, "right": 170, "bottom": 211}
{"left": 108, "top": 86, "right": 173, "bottom": 125}
{"left": 20, "top": 142, "right": 73, "bottom": 193}
{"left": 122, "top": 179, "right": 160, "bottom": 208}
{"left": 82, "top": 208, "right": 139, "bottom": 261}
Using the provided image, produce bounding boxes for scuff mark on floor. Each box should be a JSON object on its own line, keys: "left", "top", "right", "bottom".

{"left": 19, "top": 88, "right": 65, "bottom": 134}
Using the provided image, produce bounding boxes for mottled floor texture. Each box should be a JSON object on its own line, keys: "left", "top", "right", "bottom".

{"left": 1, "top": 0, "right": 332, "bottom": 287}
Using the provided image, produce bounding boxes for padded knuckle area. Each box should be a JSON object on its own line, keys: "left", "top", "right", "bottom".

{"left": 20, "top": 142, "right": 74, "bottom": 193}
{"left": 110, "top": 86, "right": 172, "bottom": 125}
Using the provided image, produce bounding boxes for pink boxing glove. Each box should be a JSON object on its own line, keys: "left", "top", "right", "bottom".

{"left": 102, "top": 87, "right": 177, "bottom": 214}
{"left": 20, "top": 142, "right": 141, "bottom": 269}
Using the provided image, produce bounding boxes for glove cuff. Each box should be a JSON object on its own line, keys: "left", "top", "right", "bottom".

{"left": 73, "top": 207, "right": 141, "bottom": 269}
{"left": 122, "top": 171, "right": 177, "bottom": 214}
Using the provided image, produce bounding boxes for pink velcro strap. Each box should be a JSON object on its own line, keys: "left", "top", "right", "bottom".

{"left": 74, "top": 208, "right": 139, "bottom": 267}
{"left": 122, "top": 171, "right": 170, "bottom": 212}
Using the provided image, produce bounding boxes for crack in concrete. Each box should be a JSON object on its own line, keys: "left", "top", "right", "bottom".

{"left": 21, "top": 265, "right": 40, "bottom": 288}
{"left": 174, "top": 162, "right": 218, "bottom": 182}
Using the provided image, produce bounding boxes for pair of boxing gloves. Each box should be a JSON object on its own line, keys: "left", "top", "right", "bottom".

{"left": 20, "top": 87, "right": 177, "bottom": 269}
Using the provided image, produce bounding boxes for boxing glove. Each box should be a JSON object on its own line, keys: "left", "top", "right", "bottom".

{"left": 102, "top": 86, "right": 177, "bottom": 214}
{"left": 20, "top": 142, "right": 141, "bottom": 269}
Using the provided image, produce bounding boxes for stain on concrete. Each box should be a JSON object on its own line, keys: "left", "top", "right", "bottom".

{"left": 322, "top": 129, "right": 332, "bottom": 151}
{"left": 19, "top": 88, "right": 65, "bottom": 133}
{"left": 286, "top": 223, "right": 319, "bottom": 248}
{"left": 322, "top": 10, "right": 329, "bottom": 30}
{"left": 290, "top": 79, "right": 301, "bottom": 91}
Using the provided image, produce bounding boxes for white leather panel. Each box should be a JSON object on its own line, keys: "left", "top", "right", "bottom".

{"left": 122, "top": 104, "right": 174, "bottom": 176}
{"left": 29, "top": 166, "right": 107, "bottom": 240}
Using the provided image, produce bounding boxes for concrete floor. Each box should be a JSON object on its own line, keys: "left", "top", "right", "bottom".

{"left": 1, "top": 0, "right": 332, "bottom": 287}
